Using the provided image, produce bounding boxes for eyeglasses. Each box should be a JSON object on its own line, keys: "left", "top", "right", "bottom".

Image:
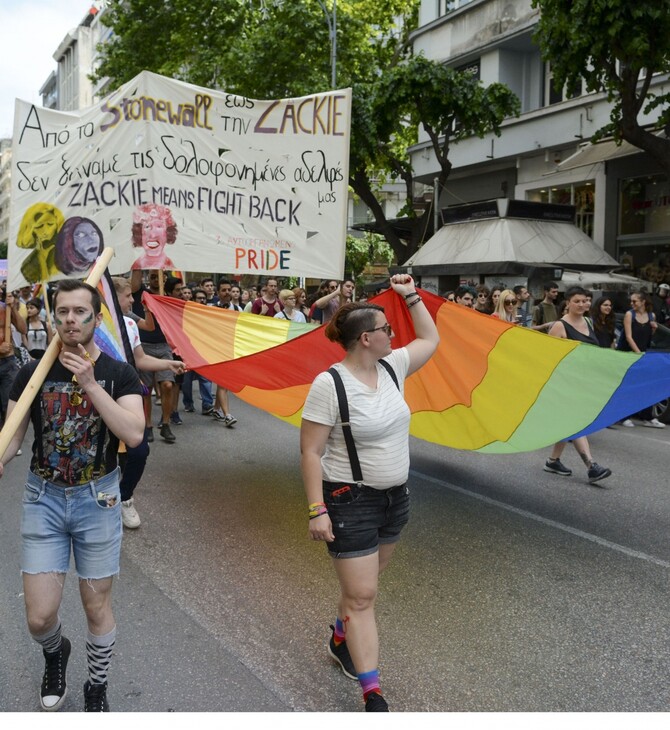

{"left": 505, "top": 299, "right": 517, "bottom": 305}
{"left": 478, "top": 293, "right": 488, "bottom": 298}
{"left": 329, "top": 285, "right": 339, "bottom": 290}
{"left": 361, "top": 323, "right": 393, "bottom": 338}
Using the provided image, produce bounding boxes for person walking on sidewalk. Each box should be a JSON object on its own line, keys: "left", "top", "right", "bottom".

{"left": 301, "top": 274, "right": 439, "bottom": 712}
{"left": 0, "top": 280, "right": 144, "bottom": 712}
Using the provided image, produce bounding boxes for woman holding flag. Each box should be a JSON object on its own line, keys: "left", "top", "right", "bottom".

{"left": 300, "top": 273, "right": 439, "bottom": 712}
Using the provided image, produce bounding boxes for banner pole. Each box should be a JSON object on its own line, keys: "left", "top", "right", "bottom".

{"left": 0, "top": 247, "right": 115, "bottom": 461}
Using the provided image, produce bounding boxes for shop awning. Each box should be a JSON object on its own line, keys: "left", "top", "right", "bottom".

{"left": 557, "top": 137, "right": 652, "bottom": 171}
{"left": 402, "top": 216, "right": 619, "bottom": 276}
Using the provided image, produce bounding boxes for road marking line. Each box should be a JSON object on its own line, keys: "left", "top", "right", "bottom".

{"left": 410, "top": 468, "right": 670, "bottom": 570}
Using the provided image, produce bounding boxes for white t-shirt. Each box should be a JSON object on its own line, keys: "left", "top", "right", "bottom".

{"left": 274, "top": 310, "right": 306, "bottom": 323}
{"left": 302, "top": 347, "right": 411, "bottom": 489}
{"left": 124, "top": 316, "right": 141, "bottom": 352}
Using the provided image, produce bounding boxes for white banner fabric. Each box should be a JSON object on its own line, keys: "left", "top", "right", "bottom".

{"left": 8, "top": 71, "right": 351, "bottom": 288}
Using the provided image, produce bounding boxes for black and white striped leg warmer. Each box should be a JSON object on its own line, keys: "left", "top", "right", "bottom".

{"left": 32, "top": 617, "right": 62, "bottom": 654}
{"left": 86, "top": 626, "right": 116, "bottom": 686}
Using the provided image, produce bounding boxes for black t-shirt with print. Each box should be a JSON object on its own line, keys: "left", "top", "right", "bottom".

{"left": 10, "top": 352, "right": 142, "bottom": 486}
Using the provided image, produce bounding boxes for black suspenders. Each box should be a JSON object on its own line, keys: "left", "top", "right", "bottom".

{"left": 327, "top": 360, "right": 399, "bottom": 484}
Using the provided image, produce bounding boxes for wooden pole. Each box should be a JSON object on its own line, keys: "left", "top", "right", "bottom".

{"left": 0, "top": 247, "right": 115, "bottom": 461}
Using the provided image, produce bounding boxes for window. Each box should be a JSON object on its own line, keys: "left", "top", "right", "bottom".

{"left": 543, "top": 62, "right": 584, "bottom": 106}
{"left": 526, "top": 181, "right": 595, "bottom": 238}
{"left": 619, "top": 174, "right": 670, "bottom": 236}
{"left": 438, "top": 0, "right": 476, "bottom": 16}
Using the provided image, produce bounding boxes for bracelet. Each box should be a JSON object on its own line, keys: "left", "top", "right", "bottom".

{"left": 404, "top": 291, "right": 419, "bottom": 299}
{"left": 407, "top": 296, "right": 423, "bottom": 309}
{"left": 308, "top": 502, "right": 326, "bottom": 510}
{"left": 309, "top": 510, "right": 329, "bottom": 520}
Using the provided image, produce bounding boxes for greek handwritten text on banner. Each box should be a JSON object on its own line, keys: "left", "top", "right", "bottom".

{"left": 9, "top": 71, "right": 351, "bottom": 288}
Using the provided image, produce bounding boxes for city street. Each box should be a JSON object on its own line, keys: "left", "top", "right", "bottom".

{"left": 1, "top": 395, "right": 669, "bottom": 713}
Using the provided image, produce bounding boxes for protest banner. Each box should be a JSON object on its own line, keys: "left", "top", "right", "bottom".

{"left": 8, "top": 71, "right": 351, "bottom": 289}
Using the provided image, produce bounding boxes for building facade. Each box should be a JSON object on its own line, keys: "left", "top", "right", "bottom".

{"left": 410, "top": 0, "right": 670, "bottom": 285}
{"left": 0, "top": 138, "right": 12, "bottom": 247}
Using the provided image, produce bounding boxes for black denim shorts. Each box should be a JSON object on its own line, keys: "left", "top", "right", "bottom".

{"left": 323, "top": 480, "right": 410, "bottom": 559}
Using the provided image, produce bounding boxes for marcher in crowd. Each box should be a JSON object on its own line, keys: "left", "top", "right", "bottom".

{"left": 314, "top": 279, "right": 355, "bottom": 324}
{"left": 22, "top": 297, "right": 53, "bottom": 359}
{"left": 618, "top": 291, "right": 665, "bottom": 429}
{"left": 590, "top": 296, "right": 616, "bottom": 349}
{"left": 0, "top": 279, "right": 144, "bottom": 712}
{"left": 275, "top": 289, "right": 306, "bottom": 322}
{"left": 543, "top": 286, "right": 612, "bottom": 484}
{"left": 652, "top": 283, "right": 669, "bottom": 326}
{"left": 112, "top": 276, "right": 185, "bottom": 528}
{"left": 513, "top": 285, "right": 532, "bottom": 327}
{"left": 490, "top": 289, "right": 519, "bottom": 323}
{"left": 474, "top": 285, "right": 490, "bottom": 313}
{"left": 532, "top": 282, "right": 559, "bottom": 328}
{"left": 301, "top": 274, "right": 439, "bottom": 712}
{"left": 454, "top": 286, "right": 474, "bottom": 308}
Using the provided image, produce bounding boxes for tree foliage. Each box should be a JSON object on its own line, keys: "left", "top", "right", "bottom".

{"left": 94, "top": 0, "right": 519, "bottom": 263}
{"left": 532, "top": 0, "right": 670, "bottom": 174}
{"left": 345, "top": 232, "right": 394, "bottom": 288}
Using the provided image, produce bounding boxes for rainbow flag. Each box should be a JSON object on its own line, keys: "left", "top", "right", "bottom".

{"left": 143, "top": 289, "right": 670, "bottom": 453}
{"left": 94, "top": 271, "right": 135, "bottom": 366}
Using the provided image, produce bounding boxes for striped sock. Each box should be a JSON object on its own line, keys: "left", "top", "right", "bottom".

{"left": 86, "top": 626, "right": 116, "bottom": 686}
{"left": 32, "top": 618, "right": 62, "bottom": 654}
{"left": 358, "top": 668, "right": 382, "bottom": 701}
{"left": 333, "top": 617, "right": 346, "bottom": 646}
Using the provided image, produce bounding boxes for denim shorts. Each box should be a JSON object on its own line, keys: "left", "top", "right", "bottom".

{"left": 21, "top": 468, "right": 122, "bottom": 580}
{"left": 323, "top": 480, "right": 410, "bottom": 559}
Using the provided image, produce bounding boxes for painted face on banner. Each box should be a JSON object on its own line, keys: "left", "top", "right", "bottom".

{"left": 141, "top": 216, "right": 168, "bottom": 257}
{"left": 73, "top": 220, "right": 101, "bottom": 260}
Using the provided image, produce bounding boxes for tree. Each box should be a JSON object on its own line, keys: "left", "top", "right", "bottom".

{"left": 345, "top": 232, "right": 394, "bottom": 289}
{"left": 94, "top": 1, "right": 518, "bottom": 263}
{"left": 352, "top": 57, "right": 519, "bottom": 261}
{"left": 532, "top": 0, "right": 670, "bottom": 175}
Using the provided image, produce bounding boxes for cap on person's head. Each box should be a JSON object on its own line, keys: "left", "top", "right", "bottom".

{"left": 659, "top": 283, "right": 670, "bottom": 291}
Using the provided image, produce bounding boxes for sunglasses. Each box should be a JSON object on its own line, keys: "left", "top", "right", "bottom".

{"left": 361, "top": 323, "right": 393, "bottom": 338}
{"left": 505, "top": 299, "right": 518, "bottom": 305}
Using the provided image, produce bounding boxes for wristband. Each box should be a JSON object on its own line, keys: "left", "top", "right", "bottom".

{"left": 309, "top": 510, "right": 329, "bottom": 520}
{"left": 407, "top": 296, "right": 423, "bottom": 309}
{"left": 404, "top": 291, "right": 419, "bottom": 299}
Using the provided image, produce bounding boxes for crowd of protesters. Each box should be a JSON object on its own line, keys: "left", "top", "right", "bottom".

{"left": 0, "top": 271, "right": 668, "bottom": 713}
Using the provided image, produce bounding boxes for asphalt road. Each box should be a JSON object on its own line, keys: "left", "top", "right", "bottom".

{"left": 1, "top": 396, "right": 669, "bottom": 713}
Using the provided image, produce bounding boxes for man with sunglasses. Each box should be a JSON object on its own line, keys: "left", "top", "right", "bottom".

{"left": 0, "top": 279, "right": 144, "bottom": 712}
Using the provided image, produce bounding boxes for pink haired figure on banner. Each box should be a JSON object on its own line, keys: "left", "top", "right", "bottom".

{"left": 130, "top": 204, "right": 177, "bottom": 270}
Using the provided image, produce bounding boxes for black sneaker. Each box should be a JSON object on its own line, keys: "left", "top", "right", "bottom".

{"left": 184, "top": 405, "right": 195, "bottom": 413}
{"left": 588, "top": 462, "right": 612, "bottom": 485}
{"left": 160, "top": 424, "right": 176, "bottom": 443}
{"left": 201, "top": 406, "right": 214, "bottom": 416}
{"left": 543, "top": 458, "right": 572, "bottom": 476}
{"left": 365, "top": 692, "right": 389, "bottom": 712}
{"left": 83, "top": 680, "right": 109, "bottom": 712}
{"left": 40, "top": 636, "right": 71, "bottom": 711}
{"left": 327, "top": 625, "right": 357, "bottom": 680}
{"left": 145, "top": 427, "right": 154, "bottom": 443}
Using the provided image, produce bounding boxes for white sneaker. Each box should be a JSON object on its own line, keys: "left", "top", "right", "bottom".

{"left": 641, "top": 418, "right": 666, "bottom": 429}
{"left": 224, "top": 414, "right": 237, "bottom": 428}
{"left": 621, "top": 419, "right": 635, "bottom": 427}
{"left": 121, "top": 498, "right": 141, "bottom": 528}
